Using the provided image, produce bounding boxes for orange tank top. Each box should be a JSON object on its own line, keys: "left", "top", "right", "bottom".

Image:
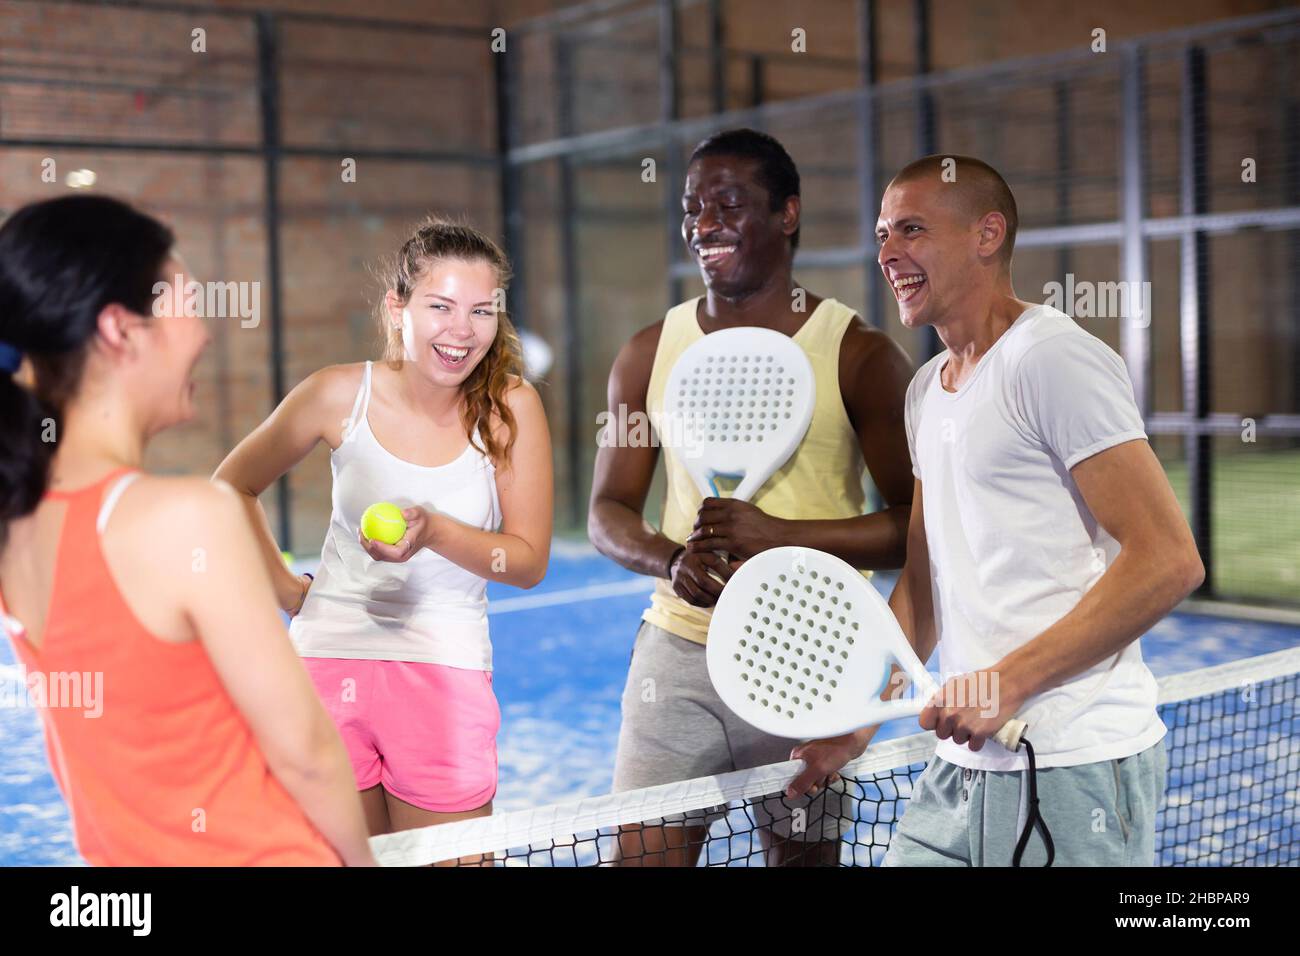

{"left": 0, "top": 468, "right": 340, "bottom": 866}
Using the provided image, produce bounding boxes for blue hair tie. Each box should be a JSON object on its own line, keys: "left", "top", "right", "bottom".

{"left": 0, "top": 341, "right": 22, "bottom": 374}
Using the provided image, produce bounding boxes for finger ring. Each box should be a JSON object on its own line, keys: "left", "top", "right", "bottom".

{"left": 709, "top": 525, "right": 714, "bottom": 537}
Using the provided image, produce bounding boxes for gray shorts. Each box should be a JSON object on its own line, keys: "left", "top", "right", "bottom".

{"left": 883, "top": 739, "right": 1167, "bottom": 866}
{"left": 612, "top": 621, "right": 848, "bottom": 840}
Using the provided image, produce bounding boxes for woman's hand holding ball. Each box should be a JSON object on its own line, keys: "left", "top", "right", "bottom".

{"left": 358, "top": 502, "right": 436, "bottom": 563}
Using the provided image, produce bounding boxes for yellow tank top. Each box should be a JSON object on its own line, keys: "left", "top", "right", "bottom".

{"left": 642, "top": 296, "right": 868, "bottom": 645}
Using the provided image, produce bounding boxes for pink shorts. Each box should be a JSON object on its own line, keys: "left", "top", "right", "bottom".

{"left": 302, "top": 657, "right": 500, "bottom": 813}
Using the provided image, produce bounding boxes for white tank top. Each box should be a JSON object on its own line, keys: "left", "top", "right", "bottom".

{"left": 288, "top": 361, "right": 502, "bottom": 669}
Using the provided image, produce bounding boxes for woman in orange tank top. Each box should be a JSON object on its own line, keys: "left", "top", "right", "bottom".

{"left": 0, "top": 196, "right": 373, "bottom": 866}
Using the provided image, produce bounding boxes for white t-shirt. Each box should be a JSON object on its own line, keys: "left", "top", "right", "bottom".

{"left": 905, "top": 304, "right": 1167, "bottom": 770}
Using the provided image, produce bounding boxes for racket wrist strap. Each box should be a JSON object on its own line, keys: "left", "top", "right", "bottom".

{"left": 1011, "top": 738, "right": 1055, "bottom": 867}
{"left": 665, "top": 545, "right": 685, "bottom": 579}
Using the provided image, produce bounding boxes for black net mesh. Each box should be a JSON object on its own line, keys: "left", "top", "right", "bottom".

{"left": 1158, "top": 669, "right": 1298, "bottom": 865}
{"left": 373, "top": 653, "right": 1299, "bottom": 867}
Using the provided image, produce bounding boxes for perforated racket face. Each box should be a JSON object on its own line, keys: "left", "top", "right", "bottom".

{"left": 662, "top": 327, "right": 815, "bottom": 501}
{"left": 707, "top": 547, "right": 935, "bottom": 739}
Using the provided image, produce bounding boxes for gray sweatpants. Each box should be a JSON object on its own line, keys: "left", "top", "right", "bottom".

{"left": 612, "top": 621, "right": 848, "bottom": 840}
{"left": 883, "top": 739, "right": 1167, "bottom": 866}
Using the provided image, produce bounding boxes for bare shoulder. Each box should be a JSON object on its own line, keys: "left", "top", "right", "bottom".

{"left": 835, "top": 316, "right": 914, "bottom": 426}
{"left": 621, "top": 320, "right": 666, "bottom": 364}
{"left": 287, "top": 362, "right": 367, "bottom": 446}
{"left": 609, "top": 319, "right": 665, "bottom": 398}
{"left": 839, "top": 316, "right": 913, "bottom": 383}
{"left": 113, "top": 475, "right": 246, "bottom": 541}
{"left": 492, "top": 375, "right": 547, "bottom": 440}
{"left": 502, "top": 374, "right": 544, "bottom": 414}
{"left": 98, "top": 475, "right": 255, "bottom": 641}
{"left": 839, "top": 315, "right": 906, "bottom": 365}
{"left": 299, "top": 361, "right": 366, "bottom": 411}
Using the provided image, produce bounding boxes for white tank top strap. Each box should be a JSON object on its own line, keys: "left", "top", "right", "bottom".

{"left": 343, "top": 361, "right": 373, "bottom": 443}
{"left": 96, "top": 471, "right": 143, "bottom": 536}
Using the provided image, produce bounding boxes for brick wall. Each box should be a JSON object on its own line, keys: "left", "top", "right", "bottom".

{"left": 1, "top": 0, "right": 1294, "bottom": 550}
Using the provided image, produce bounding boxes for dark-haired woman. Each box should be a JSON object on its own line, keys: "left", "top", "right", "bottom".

{"left": 0, "top": 195, "right": 373, "bottom": 866}
{"left": 213, "top": 218, "right": 552, "bottom": 861}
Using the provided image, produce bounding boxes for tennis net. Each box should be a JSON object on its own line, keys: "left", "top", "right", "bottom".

{"left": 371, "top": 645, "right": 1300, "bottom": 866}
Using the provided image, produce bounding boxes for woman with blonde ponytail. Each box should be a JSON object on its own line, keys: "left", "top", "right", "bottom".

{"left": 214, "top": 218, "right": 553, "bottom": 856}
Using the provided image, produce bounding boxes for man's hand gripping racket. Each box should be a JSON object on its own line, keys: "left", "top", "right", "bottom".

{"left": 662, "top": 327, "right": 815, "bottom": 596}
{"left": 706, "top": 546, "right": 1054, "bottom": 866}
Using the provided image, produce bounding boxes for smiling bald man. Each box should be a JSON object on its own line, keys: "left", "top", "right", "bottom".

{"left": 876, "top": 154, "right": 1203, "bottom": 866}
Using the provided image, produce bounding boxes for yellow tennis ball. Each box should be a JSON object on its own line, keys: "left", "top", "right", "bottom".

{"left": 361, "top": 502, "right": 407, "bottom": 545}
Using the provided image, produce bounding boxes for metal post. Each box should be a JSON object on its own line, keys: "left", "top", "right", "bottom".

{"left": 913, "top": 0, "right": 940, "bottom": 358}
{"left": 658, "top": 0, "right": 680, "bottom": 142}
{"left": 495, "top": 31, "right": 525, "bottom": 330}
{"left": 1285, "top": 84, "right": 1300, "bottom": 437}
{"left": 556, "top": 36, "right": 584, "bottom": 528}
{"left": 255, "top": 12, "right": 291, "bottom": 550}
{"left": 749, "top": 54, "right": 765, "bottom": 108}
{"left": 1119, "top": 45, "right": 1150, "bottom": 418}
{"left": 856, "top": 0, "right": 885, "bottom": 513}
{"left": 707, "top": 0, "right": 726, "bottom": 115}
{"left": 200, "top": 95, "right": 234, "bottom": 455}
{"left": 660, "top": 0, "right": 684, "bottom": 309}
{"left": 913, "top": 0, "right": 936, "bottom": 154}
{"left": 1180, "top": 45, "right": 1213, "bottom": 595}
{"left": 857, "top": 0, "right": 883, "bottom": 332}
{"left": 1055, "top": 81, "right": 1073, "bottom": 284}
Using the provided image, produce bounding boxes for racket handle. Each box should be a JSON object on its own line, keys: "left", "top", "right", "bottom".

{"left": 994, "top": 719, "right": 1029, "bottom": 751}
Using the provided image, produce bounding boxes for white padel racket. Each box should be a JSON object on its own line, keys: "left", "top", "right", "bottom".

{"left": 707, "top": 546, "right": 1027, "bottom": 745}
{"left": 662, "top": 327, "right": 815, "bottom": 502}
{"left": 707, "top": 546, "right": 1054, "bottom": 866}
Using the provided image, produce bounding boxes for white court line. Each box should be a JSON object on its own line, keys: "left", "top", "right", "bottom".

{"left": 488, "top": 577, "right": 653, "bottom": 615}
{"left": 1177, "top": 598, "right": 1300, "bottom": 628}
